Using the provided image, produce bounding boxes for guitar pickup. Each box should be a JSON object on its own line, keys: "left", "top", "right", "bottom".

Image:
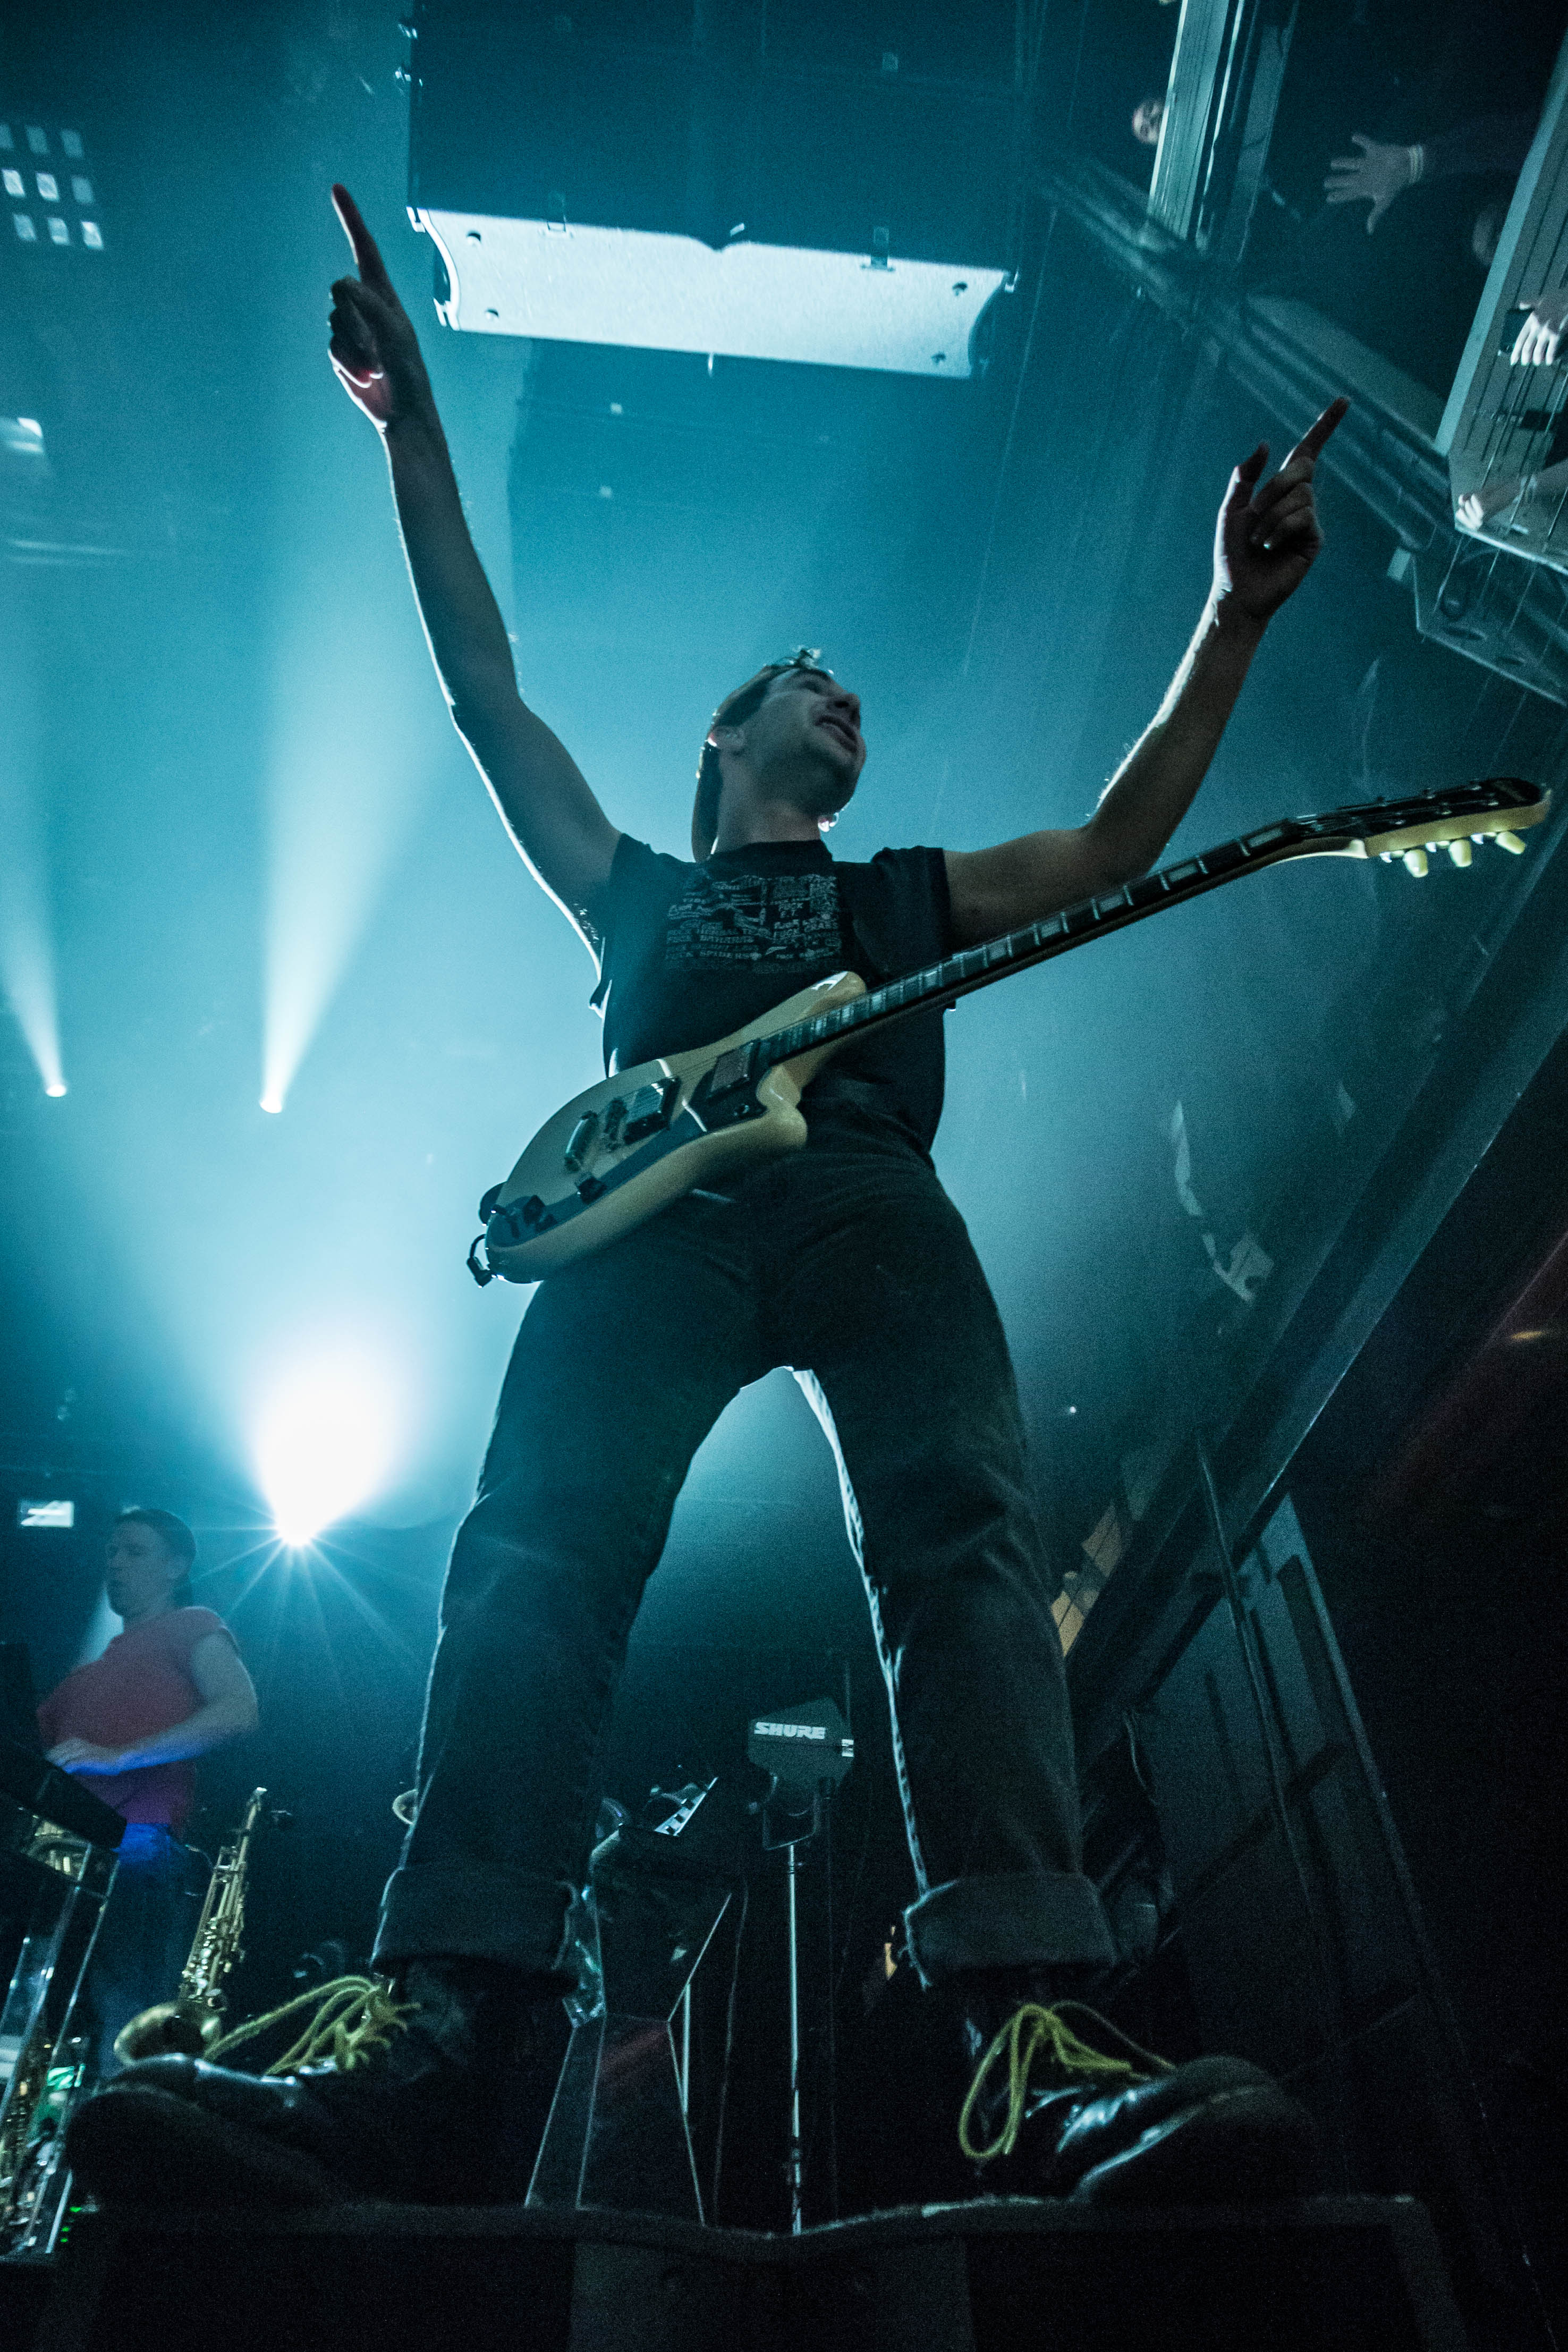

{"left": 690, "top": 1040, "right": 765, "bottom": 1129}
{"left": 620, "top": 1075, "right": 681, "bottom": 1144}
{"left": 705, "top": 1041, "right": 759, "bottom": 1096}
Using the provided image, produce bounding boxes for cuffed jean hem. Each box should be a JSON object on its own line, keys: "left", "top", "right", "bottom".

{"left": 374, "top": 1860, "right": 579, "bottom": 1987}
{"left": 903, "top": 1870, "right": 1117, "bottom": 1989}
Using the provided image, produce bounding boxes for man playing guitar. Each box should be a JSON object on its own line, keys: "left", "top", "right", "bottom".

{"left": 72, "top": 191, "right": 1345, "bottom": 2210}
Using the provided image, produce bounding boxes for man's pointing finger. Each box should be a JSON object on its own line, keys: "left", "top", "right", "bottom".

{"left": 1284, "top": 395, "right": 1350, "bottom": 473}
{"left": 332, "top": 182, "right": 393, "bottom": 292}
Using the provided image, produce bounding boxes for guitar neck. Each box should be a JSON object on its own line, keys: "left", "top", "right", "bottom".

{"left": 757, "top": 777, "right": 1541, "bottom": 1068}
{"left": 761, "top": 818, "right": 1317, "bottom": 1065}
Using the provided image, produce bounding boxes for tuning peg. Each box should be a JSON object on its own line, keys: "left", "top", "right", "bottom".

{"left": 1447, "top": 838, "right": 1472, "bottom": 867}
{"left": 1403, "top": 848, "right": 1429, "bottom": 877}
{"left": 1494, "top": 830, "right": 1527, "bottom": 853}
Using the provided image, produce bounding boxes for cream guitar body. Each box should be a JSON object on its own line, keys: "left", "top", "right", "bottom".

{"left": 477, "top": 970, "right": 869, "bottom": 1281}
{"left": 470, "top": 776, "right": 1549, "bottom": 1287}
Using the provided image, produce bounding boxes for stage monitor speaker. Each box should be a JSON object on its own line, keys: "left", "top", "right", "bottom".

{"left": 405, "top": 0, "right": 1024, "bottom": 376}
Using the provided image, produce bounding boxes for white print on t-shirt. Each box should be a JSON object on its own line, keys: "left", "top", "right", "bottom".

{"left": 664, "top": 870, "right": 844, "bottom": 970}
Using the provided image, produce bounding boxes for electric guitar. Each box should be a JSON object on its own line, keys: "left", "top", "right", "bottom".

{"left": 469, "top": 777, "right": 1550, "bottom": 1285}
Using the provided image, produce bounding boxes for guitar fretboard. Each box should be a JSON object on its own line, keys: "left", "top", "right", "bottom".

{"left": 757, "top": 777, "right": 1538, "bottom": 1067}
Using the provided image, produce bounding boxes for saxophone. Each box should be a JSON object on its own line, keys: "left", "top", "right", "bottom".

{"left": 113, "top": 1787, "right": 268, "bottom": 2065}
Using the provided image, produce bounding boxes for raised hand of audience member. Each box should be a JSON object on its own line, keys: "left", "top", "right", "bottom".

{"left": 1324, "top": 134, "right": 1421, "bottom": 233}
{"left": 1455, "top": 461, "right": 1568, "bottom": 534}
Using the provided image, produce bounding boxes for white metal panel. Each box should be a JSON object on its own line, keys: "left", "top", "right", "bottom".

{"left": 414, "top": 211, "right": 1005, "bottom": 379}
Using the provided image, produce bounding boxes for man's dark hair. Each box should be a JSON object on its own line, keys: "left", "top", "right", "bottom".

{"left": 692, "top": 647, "right": 831, "bottom": 860}
{"left": 115, "top": 1507, "right": 198, "bottom": 1606}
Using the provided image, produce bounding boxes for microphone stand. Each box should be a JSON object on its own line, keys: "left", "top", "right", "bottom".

{"left": 748, "top": 1695, "right": 854, "bottom": 2235}
{"left": 761, "top": 1784, "right": 826, "bottom": 2235}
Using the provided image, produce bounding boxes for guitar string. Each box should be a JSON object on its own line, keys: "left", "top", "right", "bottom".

{"left": 755, "top": 781, "right": 1527, "bottom": 1067}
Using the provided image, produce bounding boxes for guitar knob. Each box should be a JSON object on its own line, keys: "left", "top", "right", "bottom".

{"left": 1447, "top": 839, "right": 1472, "bottom": 866}
{"left": 1403, "top": 848, "right": 1429, "bottom": 877}
{"left": 1495, "top": 830, "right": 1527, "bottom": 853}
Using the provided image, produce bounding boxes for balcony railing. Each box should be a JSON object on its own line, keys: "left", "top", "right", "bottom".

{"left": 1041, "top": 6, "right": 1568, "bottom": 703}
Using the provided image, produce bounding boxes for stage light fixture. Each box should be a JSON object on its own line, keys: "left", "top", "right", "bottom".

{"left": 255, "top": 1352, "right": 396, "bottom": 1548}
{"left": 406, "top": 8, "right": 1022, "bottom": 378}
{"left": 2, "top": 123, "right": 102, "bottom": 252}
{"left": 416, "top": 214, "right": 1008, "bottom": 380}
{"left": 18, "top": 1499, "right": 75, "bottom": 1529}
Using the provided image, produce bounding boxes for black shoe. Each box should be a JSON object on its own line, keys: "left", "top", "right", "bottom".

{"left": 959, "top": 2000, "right": 1318, "bottom": 2204}
{"left": 66, "top": 1958, "right": 564, "bottom": 2209}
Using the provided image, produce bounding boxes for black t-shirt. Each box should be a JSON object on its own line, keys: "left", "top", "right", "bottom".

{"left": 593, "top": 835, "right": 955, "bottom": 1153}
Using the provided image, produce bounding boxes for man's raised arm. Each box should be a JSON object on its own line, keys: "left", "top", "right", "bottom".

{"left": 944, "top": 399, "right": 1349, "bottom": 946}
{"left": 327, "top": 185, "right": 620, "bottom": 934}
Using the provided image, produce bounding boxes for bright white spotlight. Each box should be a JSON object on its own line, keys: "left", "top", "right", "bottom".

{"left": 255, "top": 1352, "right": 397, "bottom": 1547}
{"left": 45, "top": 1079, "right": 67, "bottom": 1097}
{"left": 259, "top": 1092, "right": 282, "bottom": 1114}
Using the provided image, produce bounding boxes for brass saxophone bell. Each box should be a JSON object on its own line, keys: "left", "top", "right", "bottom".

{"left": 106, "top": 1788, "right": 266, "bottom": 2074}
{"left": 112, "top": 1996, "right": 224, "bottom": 2067}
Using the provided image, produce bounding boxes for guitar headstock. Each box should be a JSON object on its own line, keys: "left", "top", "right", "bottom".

{"left": 1294, "top": 776, "right": 1550, "bottom": 877}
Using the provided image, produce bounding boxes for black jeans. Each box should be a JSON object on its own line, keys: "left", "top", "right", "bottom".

{"left": 376, "top": 1122, "right": 1113, "bottom": 1989}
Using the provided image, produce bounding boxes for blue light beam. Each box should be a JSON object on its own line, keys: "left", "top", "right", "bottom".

{"left": 259, "top": 599, "right": 427, "bottom": 1116}
{"left": 0, "top": 576, "right": 65, "bottom": 1098}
